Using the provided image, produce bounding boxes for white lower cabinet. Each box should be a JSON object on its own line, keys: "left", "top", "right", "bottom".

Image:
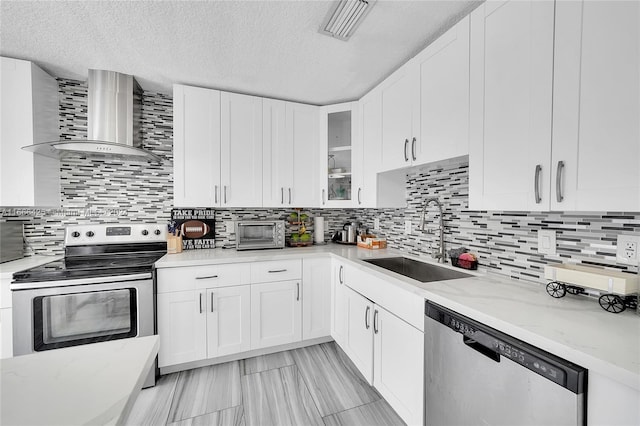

{"left": 344, "top": 286, "right": 374, "bottom": 382}
{"left": 157, "top": 290, "right": 207, "bottom": 367}
{"left": 330, "top": 261, "right": 348, "bottom": 349}
{"left": 302, "top": 257, "right": 331, "bottom": 340}
{"left": 250, "top": 280, "right": 302, "bottom": 349}
{"left": 206, "top": 286, "right": 251, "bottom": 357}
{"left": 342, "top": 284, "right": 424, "bottom": 426}
{"left": 373, "top": 305, "right": 424, "bottom": 426}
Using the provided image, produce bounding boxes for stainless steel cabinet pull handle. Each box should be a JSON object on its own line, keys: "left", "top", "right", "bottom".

{"left": 196, "top": 275, "right": 218, "bottom": 280}
{"left": 411, "top": 137, "right": 417, "bottom": 161}
{"left": 224, "top": 186, "right": 228, "bottom": 204}
{"left": 268, "top": 269, "right": 287, "bottom": 273}
{"left": 288, "top": 188, "right": 292, "bottom": 204}
{"left": 215, "top": 185, "right": 218, "bottom": 204}
{"left": 365, "top": 306, "right": 370, "bottom": 329}
{"left": 404, "top": 139, "right": 409, "bottom": 161}
{"left": 373, "top": 309, "right": 379, "bottom": 334}
{"left": 322, "top": 189, "right": 325, "bottom": 205}
{"left": 281, "top": 187, "right": 284, "bottom": 204}
{"left": 199, "top": 293, "right": 203, "bottom": 314}
{"left": 556, "top": 161, "right": 565, "bottom": 202}
{"left": 534, "top": 165, "right": 542, "bottom": 204}
{"left": 339, "top": 265, "right": 344, "bottom": 284}
{"left": 358, "top": 187, "right": 362, "bottom": 205}
{"left": 296, "top": 282, "right": 300, "bottom": 301}
{"left": 210, "top": 293, "right": 215, "bottom": 312}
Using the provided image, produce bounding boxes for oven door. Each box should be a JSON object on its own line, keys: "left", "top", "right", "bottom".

{"left": 12, "top": 276, "right": 153, "bottom": 356}
{"left": 236, "top": 221, "right": 283, "bottom": 250}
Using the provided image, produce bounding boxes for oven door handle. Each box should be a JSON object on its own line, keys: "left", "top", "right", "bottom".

{"left": 10, "top": 273, "right": 152, "bottom": 291}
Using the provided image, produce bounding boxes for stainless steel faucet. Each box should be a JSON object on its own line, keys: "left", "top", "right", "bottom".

{"left": 418, "top": 197, "right": 446, "bottom": 263}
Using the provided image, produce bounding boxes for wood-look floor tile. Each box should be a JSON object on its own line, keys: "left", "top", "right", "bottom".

{"left": 241, "top": 351, "right": 295, "bottom": 375}
{"left": 322, "top": 399, "right": 406, "bottom": 426}
{"left": 168, "top": 361, "right": 242, "bottom": 423}
{"left": 291, "top": 342, "right": 380, "bottom": 417}
{"left": 123, "top": 372, "right": 179, "bottom": 426}
{"left": 242, "top": 365, "right": 323, "bottom": 426}
{"left": 168, "top": 406, "right": 245, "bottom": 426}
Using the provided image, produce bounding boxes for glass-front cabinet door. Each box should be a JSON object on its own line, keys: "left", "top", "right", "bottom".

{"left": 319, "top": 102, "right": 360, "bottom": 207}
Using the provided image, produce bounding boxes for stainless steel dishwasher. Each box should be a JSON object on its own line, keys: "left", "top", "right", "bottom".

{"left": 424, "top": 301, "right": 587, "bottom": 425}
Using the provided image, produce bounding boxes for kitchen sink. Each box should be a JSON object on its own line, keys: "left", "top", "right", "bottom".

{"left": 363, "top": 257, "right": 472, "bottom": 283}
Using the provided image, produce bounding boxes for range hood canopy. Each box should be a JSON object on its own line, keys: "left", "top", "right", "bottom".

{"left": 22, "top": 69, "right": 163, "bottom": 163}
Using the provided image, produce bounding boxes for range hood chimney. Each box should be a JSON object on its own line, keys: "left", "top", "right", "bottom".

{"left": 22, "top": 70, "right": 163, "bottom": 163}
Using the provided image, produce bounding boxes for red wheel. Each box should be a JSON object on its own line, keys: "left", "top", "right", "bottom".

{"left": 546, "top": 282, "right": 566, "bottom": 298}
{"left": 598, "top": 294, "right": 626, "bottom": 313}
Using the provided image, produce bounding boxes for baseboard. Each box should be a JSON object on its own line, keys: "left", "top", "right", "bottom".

{"left": 159, "top": 336, "right": 334, "bottom": 375}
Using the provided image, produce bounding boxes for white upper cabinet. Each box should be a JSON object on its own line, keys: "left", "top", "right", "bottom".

{"left": 551, "top": 0, "right": 640, "bottom": 211}
{"left": 319, "top": 102, "right": 360, "bottom": 207}
{"left": 1, "top": 57, "right": 60, "bottom": 207}
{"left": 468, "top": 0, "right": 555, "bottom": 211}
{"left": 357, "top": 89, "right": 382, "bottom": 208}
{"left": 220, "top": 92, "right": 263, "bottom": 207}
{"left": 415, "top": 15, "right": 470, "bottom": 163}
{"left": 288, "top": 102, "right": 320, "bottom": 207}
{"left": 262, "top": 99, "right": 289, "bottom": 207}
{"left": 173, "top": 84, "right": 221, "bottom": 207}
{"left": 263, "top": 99, "right": 320, "bottom": 208}
{"left": 380, "top": 63, "right": 420, "bottom": 171}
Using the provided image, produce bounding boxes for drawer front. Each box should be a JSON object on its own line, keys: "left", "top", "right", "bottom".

{"left": 157, "top": 264, "right": 250, "bottom": 293}
{"left": 251, "top": 259, "right": 302, "bottom": 283}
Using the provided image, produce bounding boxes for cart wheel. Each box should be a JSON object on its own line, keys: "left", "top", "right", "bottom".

{"left": 566, "top": 286, "right": 584, "bottom": 295}
{"left": 546, "top": 282, "right": 566, "bottom": 298}
{"left": 598, "top": 294, "right": 626, "bottom": 313}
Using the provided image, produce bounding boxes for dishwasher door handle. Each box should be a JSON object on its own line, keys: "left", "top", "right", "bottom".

{"left": 463, "top": 336, "right": 500, "bottom": 363}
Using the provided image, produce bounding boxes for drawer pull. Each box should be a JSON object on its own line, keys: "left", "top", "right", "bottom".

{"left": 339, "top": 265, "right": 344, "bottom": 284}
{"left": 404, "top": 139, "right": 409, "bottom": 162}
{"left": 296, "top": 282, "right": 300, "bottom": 301}
{"left": 196, "top": 275, "right": 219, "bottom": 280}
{"left": 268, "top": 269, "right": 287, "bottom": 273}
{"left": 199, "top": 293, "right": 203, "bottom": 314}
{"left": 556, "top": 160, "right": 565, "bottom": 203}
{"left": 210, "top": 293, "right": 215, "bottom": 312}
{"left": 534, "top": 164, "right": 542, "bottom": 204}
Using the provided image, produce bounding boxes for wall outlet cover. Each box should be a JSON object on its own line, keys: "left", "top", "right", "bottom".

{"left": 404, "top": 220, "right": 412, "bottom": 235}
{"left": 538, "top": 230, "right": 556, "bottom": 255}
{"left": 374, "top": 218, "right": 380, "bottom": 230}
{"left": 616, "top": 234, "right": 640, "bottom": 265}
{"left": 225, "top": 221, "right": 235, "bottom": 233}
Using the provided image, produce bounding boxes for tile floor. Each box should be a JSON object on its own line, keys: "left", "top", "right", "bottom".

{"left": 124, "top": 342, "right": 406, "bottom": 426}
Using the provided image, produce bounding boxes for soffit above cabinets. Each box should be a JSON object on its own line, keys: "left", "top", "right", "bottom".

{"left": 0, "top": 0, "right": 480, "bottom": 105}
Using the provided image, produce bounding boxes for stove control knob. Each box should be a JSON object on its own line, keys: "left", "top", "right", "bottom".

{"left": 86, "top": 231, "right": 94, "bottom": 238}
{"left": 71, "top": 231, "right": 81, "bottom": 238}
{"left": 141, "top": 229, "right": 149, "bottom": 236}
{"left": 154, "top": 229, "right": 162, "bottom": 236}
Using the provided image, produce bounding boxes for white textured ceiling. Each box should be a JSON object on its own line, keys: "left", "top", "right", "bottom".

{"left": 0, "top": 0, "right": 480, "bottom": 105}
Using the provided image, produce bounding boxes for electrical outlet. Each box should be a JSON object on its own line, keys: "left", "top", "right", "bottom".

{"left": 404, "top": 220, "right": 412, "bottom": 235}
{"left": 225, "top": 221, "right": 235, "bottom": 233}
{"left": 537, "top": 230, "right": 556, "bottom": 255}
{"left": 616, "top": 234, "right": 640, "bottom": 265}
{"left": 373, "top": 218, "right": 380, "bottom": 230}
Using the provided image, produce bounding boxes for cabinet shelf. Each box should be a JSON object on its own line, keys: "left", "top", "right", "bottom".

{"left": 329, "top": 173, "right": 351, "bottom": 179}
{"left": 329, "top": 146, "right": 352, "bottom": 152}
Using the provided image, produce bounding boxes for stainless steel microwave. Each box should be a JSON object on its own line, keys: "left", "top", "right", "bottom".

{"left": 236, "top": 220, "right": 285, "bottom": 250}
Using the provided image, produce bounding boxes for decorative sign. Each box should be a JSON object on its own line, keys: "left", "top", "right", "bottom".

{"left": 170, "top": 209, "right": 215, "bottom": 250}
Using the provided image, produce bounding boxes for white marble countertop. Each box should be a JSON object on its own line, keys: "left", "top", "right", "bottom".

{"left": 1, "top": 336, "right": 159, "bottom": 426}
{"left": 155, "top": 245, "right": 640, "bottom": 391}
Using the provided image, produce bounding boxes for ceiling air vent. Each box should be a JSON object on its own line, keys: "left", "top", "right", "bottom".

{"left": 321, "top": 0, "right": 374, "bottom": 41}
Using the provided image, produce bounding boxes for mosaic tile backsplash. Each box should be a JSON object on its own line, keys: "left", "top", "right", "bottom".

{"left": 2, "top": 78, "right": 637, "bottom": 286}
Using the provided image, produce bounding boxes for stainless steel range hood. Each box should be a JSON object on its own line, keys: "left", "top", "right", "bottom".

{"left": 22, "top": 69, "right": 163, "bottom": 163}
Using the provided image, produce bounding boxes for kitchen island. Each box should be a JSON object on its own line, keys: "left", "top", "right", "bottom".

{"left": 1, "top": 335, "right": 159, "bottom": 426}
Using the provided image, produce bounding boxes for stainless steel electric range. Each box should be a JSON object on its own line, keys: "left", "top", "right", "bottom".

{"left": 11, "top": 223, "right": 167, "bottom": 388}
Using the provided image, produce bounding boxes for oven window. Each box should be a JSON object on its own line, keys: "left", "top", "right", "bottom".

{"left": 33, "top": 289, "right": 137, "bottom": 351}
{"left": 238, "top": 225, "right": 275, "bottom": 245}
